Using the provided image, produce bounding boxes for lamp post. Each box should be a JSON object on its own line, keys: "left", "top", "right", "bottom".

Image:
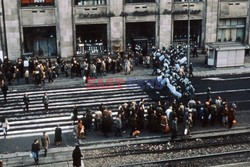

{"left": 187, "top": 0, "right": 191, "bottom": 67}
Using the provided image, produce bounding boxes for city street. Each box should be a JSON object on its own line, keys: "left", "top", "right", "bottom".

{"left": 0, "top": 72, "right": 250, "bottom": 154}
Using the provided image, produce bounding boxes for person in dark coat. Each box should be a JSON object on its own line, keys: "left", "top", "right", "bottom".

{"left": 72, "top": 145, "right": 83, "bottom": 167}
{"left": 85, "top": 109, "right": 93, "bottom": 131}
{"left": 23, "top": 93, "right": 30, "bottom": 111}
{"left": 1, "top": 82, "right": 8, "bottom": 103}
{"left": 42, "top": 92, "right": 49, "bottom": 113}
{"left": 102, "top": 112, "right": 112, "bottom": 137}
{"left": 189, "top": 63, "right": 194, "bottom": 78}
{"left": 54, "top": 125, "right": 62, "bottom": 146}
{"left": 31, "top": 139, "right": 40, "bottom": 165}
{"left": 72, "top": 105, "right": 78, "bottom": 125}
{"left": 193, "top": 45, "right": 198, "bottom": 58}
{"left": 171, "top": 117, "right": 178, "bottom": 141}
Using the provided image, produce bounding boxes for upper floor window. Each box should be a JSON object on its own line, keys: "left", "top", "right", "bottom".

{"left": 218, "top": 18, "right": 245, "bottom": 43}
{"left": 125, "top": 0, "right": 155, "bottom": 3}
{"left": 75, "top": 0, "right": 107, "bottom": 6}
{"left": 21, "top": 0, "right": 55, "bottom": 7}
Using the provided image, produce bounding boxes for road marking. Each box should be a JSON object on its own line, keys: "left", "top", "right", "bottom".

{"left": 196, "top": 88, "right": 250, "bottom": 95}
{"left": 202, "top": 77, "right": 223, "bottom": 81}
{"left": 202, "top": 76, "right": 250, "bottom": 81}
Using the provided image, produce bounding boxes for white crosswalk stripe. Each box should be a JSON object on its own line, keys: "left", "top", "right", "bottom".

{"left": 0, "top": 82, "right": 161, "bottom": 139}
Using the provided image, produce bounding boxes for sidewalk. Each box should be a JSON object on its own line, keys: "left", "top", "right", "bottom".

{"left": 5, "top": 54, "right": 250, "bottom": 92}
{"left": 192, "top": 53, "right": 250, "bottom": 77}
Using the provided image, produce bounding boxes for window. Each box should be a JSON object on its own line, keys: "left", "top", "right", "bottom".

{"left": 125, "top": 0, "right": 155, "bottom": 3}
{"left": 218, "top": 18, "right": 245, "bottom": 43}
{"left": 21, "top": 0, "right": 54, "bottom": 7}
{"left": 75, "top": 0, "right": 106, "bottom": 6}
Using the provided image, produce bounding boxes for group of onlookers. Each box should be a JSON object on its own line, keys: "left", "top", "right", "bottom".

{"left": 0, "top": 50, "right": 152, "bottom": 88}
{"left": 73, "top": 92, "right": 237, "bottom": 141}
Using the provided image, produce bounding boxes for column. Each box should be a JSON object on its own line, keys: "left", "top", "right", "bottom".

{"left": 109, "top": 0, "right": 124, "bottom": 53}
{"left": 56, "top": 0, "right": 74, "bottom": 58}
{"left": 205, "top": 0, "right": 219, "bottom": 43}
{"left": 3, "top": 0, "right": 21, "bottom": 60}
{"left": 159, "top": 0, "right": 172, "bottom": 49}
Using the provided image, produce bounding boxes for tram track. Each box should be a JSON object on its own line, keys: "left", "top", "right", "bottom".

{"left": 83, "top": 131, "right": 250, "bottom": 167}
{"left": 116, "top": 149, "right": 250, "bottom": 167}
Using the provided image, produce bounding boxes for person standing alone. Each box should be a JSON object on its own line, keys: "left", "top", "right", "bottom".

{"left": 72, "top": 145, "right": 83, "bottom": 167}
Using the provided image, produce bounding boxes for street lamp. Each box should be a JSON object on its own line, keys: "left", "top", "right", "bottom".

{"left": 187, "top": 0, "right": 190, "bottom": 67}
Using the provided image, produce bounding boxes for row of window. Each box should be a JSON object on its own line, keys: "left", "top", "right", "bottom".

{"left": 21, "top": 0, "right": 203, "bottom": 7}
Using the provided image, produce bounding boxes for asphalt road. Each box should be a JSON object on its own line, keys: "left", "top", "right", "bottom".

{"left": 192, "top": 73, "right": 250, "bottom": 110}
{"left": 0, "top": 74, "right": 249, "bottom": 154}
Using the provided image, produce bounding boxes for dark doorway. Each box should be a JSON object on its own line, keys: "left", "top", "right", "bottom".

{"left": 76, "top": 24, "right": 107, "bottom": 54}
{"left": 23, "top": 26, "right": 57, "bottom": 57}
{"left": 173, "top": 20, "right": 202, "bottom": 47}
{"left": 126, "top": 22, "right": 155, "bottom": 54}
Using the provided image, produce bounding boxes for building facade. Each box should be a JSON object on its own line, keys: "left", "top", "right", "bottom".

{"left": 0, "top": 0, "right": 249, "bottom": 60}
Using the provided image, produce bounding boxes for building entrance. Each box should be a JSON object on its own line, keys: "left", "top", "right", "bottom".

{"left": 76, "top": 24, "right": 107, "bottom": 55}
{"left": 23, "top": 26, "right": 57, "bottom": 57}
{"left": 173, "top": 20, "right": 202, "bottom": 47}
{"left": 126, "top": 22, "right": 155, "bottom": 55}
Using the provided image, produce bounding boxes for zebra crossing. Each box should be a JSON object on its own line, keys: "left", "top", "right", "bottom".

{"left": 0, "top": 80, "right": 169, "bottom": 139}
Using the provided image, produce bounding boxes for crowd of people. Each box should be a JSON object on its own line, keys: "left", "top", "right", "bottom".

{"left": 73, "top": 92, "right": 237, "bottom": 141}
{"left": 0, "top": 48, "right": 152, "bottom": 88}
{"left": 0, "top": 45, "right": 238, "bottom": 167}
{"left": 152, "top": 45, "right": 195, "bottom": 102}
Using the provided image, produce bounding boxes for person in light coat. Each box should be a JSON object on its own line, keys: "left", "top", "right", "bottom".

{"left": 1, "top": 117, "right": 9, "bottom": 138}
{"left": 125, "top": 58, "right": 131, "bottom": 75}
{"left": 41, "top": 131, "right": 50, "bottom": 157}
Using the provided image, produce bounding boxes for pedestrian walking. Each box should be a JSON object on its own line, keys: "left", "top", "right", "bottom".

{"left": 72, "top": 145, "right": 83, "bottom": 167}
{"left": 41, "top": 131, "right": 50, "bottom": 157}
{"left": 31, "top": 139, "right": 40, "bottom": 165}
{"left": 1, "top": 117, "right": 9, "bottom": 138}
{"left": 23, "top": 93, "right": 30, "bottom": 111}
{"left": 42, "top": 92, "right": 49, "bottom": 113}
{"left": 1, "top": 82, "right": 8, "bottom": 103}
{"left": 54, "top": 125, "right": 62, "bottom": 146}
